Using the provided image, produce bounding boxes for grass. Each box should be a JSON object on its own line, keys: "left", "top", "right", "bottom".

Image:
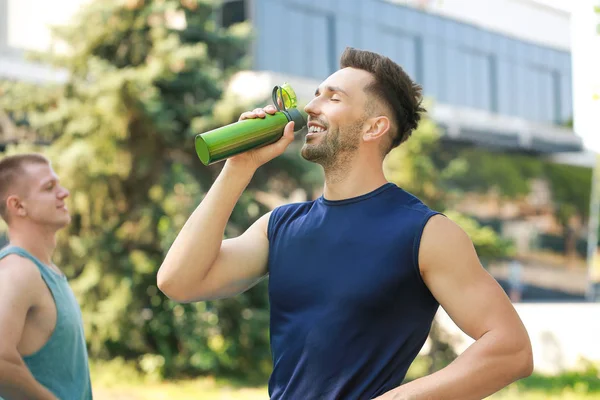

{"left": 489, "top": 385, "right": 599, "bottom": 400}
{"left": 488, "top": 369, "right": 600, "bottom": 400}
{"left": 90, "top": 358, "right": 267, "bottom": 400}
{"left": 93, "top": 378, "right": 266, "bottom": 400}
{"left": 90, "top": 358, "right": 600, "bottom": 400}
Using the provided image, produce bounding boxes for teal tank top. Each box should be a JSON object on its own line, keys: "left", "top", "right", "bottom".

{"left": 0, "top": 246, "right": 93, "bottom": 400}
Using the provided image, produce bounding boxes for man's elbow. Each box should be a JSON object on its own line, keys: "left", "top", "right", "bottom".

{"left": 157, "top": 267, "right": 209, "bottom": 303}
{"left": 156, "top": 268, "right": 185, "bottom": 302}
{"left": 514, "top": 337, "right": 534, "bottom": 379}
{"left": 519, "top": 347, "right": 534, "bottom": 378}
{"left": 156, "top": 267, "right": 170, "bottom": 293}
{"left": 157, "top": 281, "right": 194, "bottom": 303}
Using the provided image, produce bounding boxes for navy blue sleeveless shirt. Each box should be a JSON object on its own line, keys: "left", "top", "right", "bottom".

{"left": 266, "top": 183, "right": 441, "bottom": 399}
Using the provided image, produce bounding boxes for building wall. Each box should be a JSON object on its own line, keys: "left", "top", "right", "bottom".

{"left": 250, "top": 0, "right": 573, "bottom": 127}
{"left": 388, "top": 0, "right": 572, "bottom": 51}
{"left": 1, "top": 0, "right": 575, "bottom": 126}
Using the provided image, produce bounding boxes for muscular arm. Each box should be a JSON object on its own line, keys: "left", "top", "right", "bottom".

{"left": 382, "top": 215, "right": 533, "bottom": 400}
{"left": 0, "top": 256, "right": 59, "bottom": 400}
{"left": 157, "top": 107, "right": 295, "bottom": 303}
{"left": 157, "top": 164, "right": 270, "bottom": 302}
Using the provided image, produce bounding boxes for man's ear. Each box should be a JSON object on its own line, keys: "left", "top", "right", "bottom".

{"left": 363, "top": 116, "right": 391, "bottom": 143}
{"left": 6, "top": 195, "right": 26, "bottom": 217}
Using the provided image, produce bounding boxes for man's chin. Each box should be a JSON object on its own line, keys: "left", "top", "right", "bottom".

{"left": 301, "top": 147, "right": 329, "bottom": 165}
{"left": 300, "top": 145, "right": 319, "bottom": 162}
{"left": 55, "top": 215, "right": 72, "bottom": 229}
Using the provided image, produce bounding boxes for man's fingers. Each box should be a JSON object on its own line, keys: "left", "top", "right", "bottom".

{"left": 239, "top": 104, "right": 281, "bottom": 121}
{"left": 238, "top": 111, "right": 254, "bottom": 121}
{"left": 239, "top": 108, "right": 269, "bottom": 121}
{"left": 278, "top": 122, "right": 295, "bottom": 147}
{"left": 262, "top": 122, "right": 294, "bottom": 156}
{"left": 264, "top": 105, "right": 277, "bottom": 114}
{"left": 284, "top": 121, "right": 295, "bottom": 137}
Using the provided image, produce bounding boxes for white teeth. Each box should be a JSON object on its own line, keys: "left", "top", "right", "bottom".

{"left": 308, "top": 126, "right": 326, "bottom": 133}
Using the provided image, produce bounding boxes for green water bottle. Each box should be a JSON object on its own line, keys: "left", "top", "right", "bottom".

{"left": 195, "top": 83, "right": 307, "bottom": 165}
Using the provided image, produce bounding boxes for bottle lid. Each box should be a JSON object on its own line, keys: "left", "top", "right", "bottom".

{"left": 272, "top": 83, "right": 298, "bottom": 110}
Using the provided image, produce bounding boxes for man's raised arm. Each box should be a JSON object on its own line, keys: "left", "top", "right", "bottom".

{"left": 157, "top": 106, "right": 295, "bottom": 302}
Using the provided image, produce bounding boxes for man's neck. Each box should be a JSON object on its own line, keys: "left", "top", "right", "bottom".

{"left": 321, "top": 153, "right": 389, "bottom": 201}
{"left": 8, "top": 225, "right": 58, "bottom": 266}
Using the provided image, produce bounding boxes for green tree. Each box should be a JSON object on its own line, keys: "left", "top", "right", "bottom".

{"left": 0, "top": 0, "right": 314, "bottom": 380}
{"left": 544, "top": 163, "right": 592, "bottom": 264}
{"left": 441, "top": 148, "right": 543, "bottom": 199}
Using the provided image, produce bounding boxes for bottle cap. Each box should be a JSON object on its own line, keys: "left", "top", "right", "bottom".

{"left": 272, "top": 83, "right": 298, "bottom": 111}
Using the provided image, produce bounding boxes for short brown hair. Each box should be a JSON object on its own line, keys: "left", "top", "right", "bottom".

{"left": 339, "top": 47, "right": 426, "bottom": 152}
{"left": 0, "top": 153, "right": 50, "bottom": 222}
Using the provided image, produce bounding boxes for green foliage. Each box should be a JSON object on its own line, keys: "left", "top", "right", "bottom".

{"left": 515, "top": 370, "right": 600, "bottom": 395}
{"left": 491, "top": 360, "right": 600, "bottom": 399}
{"left": 544, "top": 163, "right": 592, "bottom": 223}
{"left": 0, "top": 0, "right": 309, "bottom": 380}
{"left": 441, "top": 148, "right": 543, "bottom": 198}
{"left": 384, "top": 115, "right": 455, "bottom": 211}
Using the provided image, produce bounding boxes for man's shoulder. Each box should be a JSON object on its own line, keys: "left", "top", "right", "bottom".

{"left": 0, "top": 254, "right": 44, "bottom": 305}
{"left": 271, "top": 200, "right": 317, "bottom": 218}
{"left": 386, "top": 185, "right": 439, "bottom": 215}
{"left": 382, "top": 188, "right": 442, "bottom": 232}
{"left": 0, "top": 253, "right": 43, "bottom": 285}
{"left": 419, "top": 214, "right": 472, "bottom": 265}
{"left": 267, "top": 200, "right": 317, "bottom": 237}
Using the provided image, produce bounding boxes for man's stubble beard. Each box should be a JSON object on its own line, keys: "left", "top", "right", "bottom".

{"left": 300, "top": 119, "right": 364, "bottom": 175}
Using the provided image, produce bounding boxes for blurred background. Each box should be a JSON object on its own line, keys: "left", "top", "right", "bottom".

{"left": 1, "top": 0, "right": 599, "bottom": 399}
